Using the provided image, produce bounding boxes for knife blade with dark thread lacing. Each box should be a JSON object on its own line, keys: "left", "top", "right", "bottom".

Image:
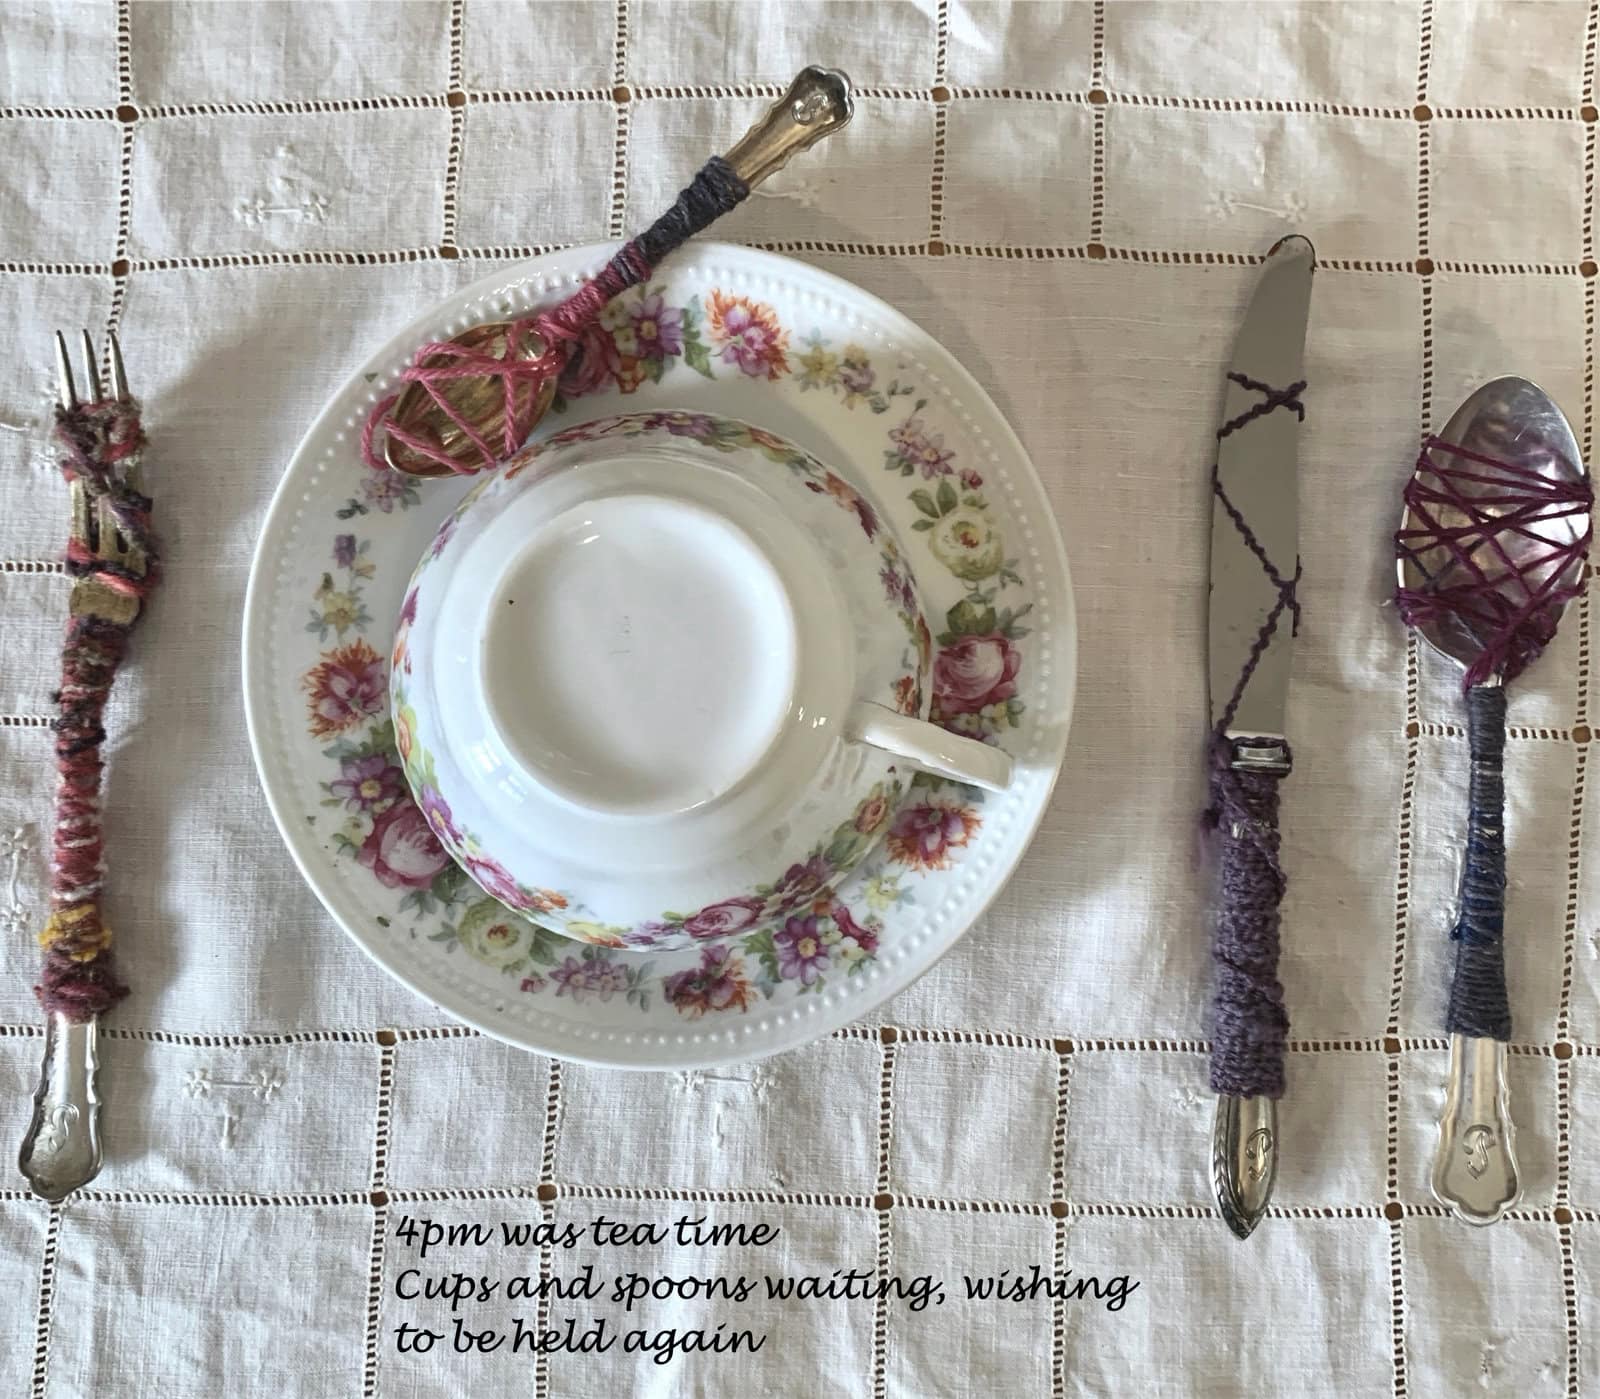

{"left": 1205, "top": 235, "right": 1315, "bottom": 1239}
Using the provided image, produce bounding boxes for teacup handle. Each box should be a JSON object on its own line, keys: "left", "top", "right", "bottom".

{"left": 846, "top": 702, "right": 1014, "bottom": 792}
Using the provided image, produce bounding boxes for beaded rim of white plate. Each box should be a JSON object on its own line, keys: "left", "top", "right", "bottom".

{"left": 243, "top": 242, "right": 1076, "bottom": 1068}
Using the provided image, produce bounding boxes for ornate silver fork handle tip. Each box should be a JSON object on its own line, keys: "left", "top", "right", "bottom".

{"left": 19, "top": 1014, "right": 103, "bottom": 1201}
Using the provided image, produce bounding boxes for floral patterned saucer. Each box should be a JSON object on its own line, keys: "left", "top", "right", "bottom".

{"left": 243, "top": 242, "right": 1076, "bottom": 1069}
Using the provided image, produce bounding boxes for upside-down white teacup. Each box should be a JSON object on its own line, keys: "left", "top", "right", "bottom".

{"left": 391, "top": 410, "right": 1013, "bottom": 951}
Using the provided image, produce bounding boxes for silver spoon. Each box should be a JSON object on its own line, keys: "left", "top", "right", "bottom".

{"left": 1397, "top": 376, "right": 1590, "bottom": 1224}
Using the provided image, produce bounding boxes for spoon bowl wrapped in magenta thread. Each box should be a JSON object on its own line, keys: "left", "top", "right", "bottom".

{"left": 1395, "top": 375, "right": 1592, "bottom": 1225}
{"left": 1399, "top": 377, "right": 1591, "bottom": 685}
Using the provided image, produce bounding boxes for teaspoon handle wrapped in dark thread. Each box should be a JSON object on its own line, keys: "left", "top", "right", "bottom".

{"left": 1447, "top": 684, "right": 1510, "bottom": 1041}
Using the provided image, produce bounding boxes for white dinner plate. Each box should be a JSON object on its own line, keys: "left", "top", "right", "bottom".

{"left": 243, "top": 242, "right": 1076, "bottom": 1068}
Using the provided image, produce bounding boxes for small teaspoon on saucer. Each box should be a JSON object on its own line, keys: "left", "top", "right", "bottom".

{"left": 381, "top": 66, "right": 854, "bottom": 478}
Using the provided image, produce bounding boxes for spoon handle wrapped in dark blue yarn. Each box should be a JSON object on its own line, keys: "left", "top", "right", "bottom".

{"left": 1446, "top": 685, "right": 1511, "bottom": 1040}
{"left": 1428, "top": 683, "right": 1521, "bottom": 1224}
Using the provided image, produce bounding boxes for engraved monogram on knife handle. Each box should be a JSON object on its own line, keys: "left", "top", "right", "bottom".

{"left": 1204, "top": 236, "right": 1314, "bottom": 1240}
{"left": 1214, "top": 1091, "right": 1278, "bottom": 1241}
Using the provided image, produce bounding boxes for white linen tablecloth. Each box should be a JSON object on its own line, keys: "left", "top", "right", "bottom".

{"left": 2, "top": 1, "right": 1598, "bottom": 1394}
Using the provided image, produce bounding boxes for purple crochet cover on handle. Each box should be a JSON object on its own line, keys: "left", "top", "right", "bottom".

{"left": 1205, "top": 739, "right": 1291, "bottom": 1098}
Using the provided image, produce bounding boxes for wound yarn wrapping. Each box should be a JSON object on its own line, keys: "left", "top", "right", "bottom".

{"left": 1396, "top": 435, "right": 1592, "bottom": 690}
{"left": 35, "top": 397, "right": 159, "bottom": 1021}
{"left": 1444, "top": 685, "right": 1511, "bottom": 1040}
{"left": 1205, "top": 737, "right": 1291, "bottom": 1098}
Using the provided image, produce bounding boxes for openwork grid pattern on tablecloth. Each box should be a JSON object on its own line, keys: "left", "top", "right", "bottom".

{"left": 3, "top": 1, "right": 1600, "bottom": 1395}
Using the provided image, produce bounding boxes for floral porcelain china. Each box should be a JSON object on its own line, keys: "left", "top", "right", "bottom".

{"left": 396, "top": 411, "right": 1014, "bottom": 952}
{"left": 243, "top": 243, "right": 1075, "bottom": 1068}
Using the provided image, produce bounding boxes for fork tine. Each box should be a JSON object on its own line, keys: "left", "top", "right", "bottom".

{"left": 79, "top": 331, "right": 102, "bottom": 404}
{"left": 108, "top": 333, "right": 129, "bottom": 403}
{"left": 69, "top": 479, "right": 91, "bottom": 549}
{"left": 94, "top": 495, "right": 123, "bottom": 564}
{"left": 53, "top": 332, "right": 77, "bottom": 411}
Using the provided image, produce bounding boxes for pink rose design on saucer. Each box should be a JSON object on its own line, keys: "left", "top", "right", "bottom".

{"left": 933, "top": 633, "right": 1021, "bottom": 716}
{"left": 358, "top": 799, "right": 449, "bottom": 889}
{"left": 463, "top": 852, "right": 525, "bottom": 906}
{"left": 682, "top": 896, "right": 765, "bottom": 940}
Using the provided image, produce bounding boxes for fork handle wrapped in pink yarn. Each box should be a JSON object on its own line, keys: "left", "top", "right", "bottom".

{"left": 35, "top": 399, "right": 159, "bottom": 1022}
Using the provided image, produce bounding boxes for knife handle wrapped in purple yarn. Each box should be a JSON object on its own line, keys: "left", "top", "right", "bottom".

{"left": 1206, "top": 736, "right": 1291, "bottom": 1099}
{"left": 1446, "top": 685, "right": 1511, "bottom": 1040}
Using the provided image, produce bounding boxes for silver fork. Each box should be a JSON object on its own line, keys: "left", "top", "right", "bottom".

{"left": 18, "top": 330, "right": 139, "bottom": 1203}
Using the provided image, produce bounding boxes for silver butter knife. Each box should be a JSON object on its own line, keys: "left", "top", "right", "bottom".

{"left": 1205, "top": 235, "right": 1315, "bottom": 1239}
